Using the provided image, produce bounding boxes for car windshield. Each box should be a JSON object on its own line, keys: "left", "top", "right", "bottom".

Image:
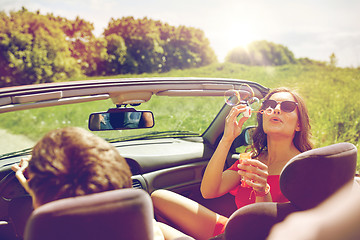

{"left": 0, "top": 95, "right": 225, "bottom": 156}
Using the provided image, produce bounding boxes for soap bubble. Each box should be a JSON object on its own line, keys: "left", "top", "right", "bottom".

{"left": 224, "top": 84, "right": 260, "bottom": 111}
{"left": 248, "top": 97, "right": 261, "bottom": 111}
{"left": 224, "top": 89, "right": 242, "bottom": 106}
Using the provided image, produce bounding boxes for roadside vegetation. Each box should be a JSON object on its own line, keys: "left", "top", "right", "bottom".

{"left": 0, "top": 8, "right": 216, "bottom": 87}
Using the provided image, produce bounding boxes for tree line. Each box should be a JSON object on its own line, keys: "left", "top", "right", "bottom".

{"left": 225, "top": 40, "right": 330, "bottom": 67}
{"left": 0, "top": 8, "right": 332, "bottom": 87}
{"left": 0, "top": 8, "right": 217, "bottom": 87}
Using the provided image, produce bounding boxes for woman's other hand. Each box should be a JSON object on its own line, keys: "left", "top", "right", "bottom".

{"left": 237, "top": 158, "right": 269, "bottom": 194}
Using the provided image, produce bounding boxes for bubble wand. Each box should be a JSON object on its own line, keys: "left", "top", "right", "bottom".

{"left": 224, "top": 84, "right": 274, "bottom": 117}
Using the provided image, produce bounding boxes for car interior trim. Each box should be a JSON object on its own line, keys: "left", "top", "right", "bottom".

{"left": 12, "top": 91, "right": 63, "bottom": 104}
{"left": 0, "top": 94, "right": 110, "bottom": 114}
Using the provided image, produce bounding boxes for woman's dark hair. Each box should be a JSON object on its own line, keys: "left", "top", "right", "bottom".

{"left": 251, "top": 87, "right": 313, "bottom": 157}
{"left": 28, "top": 127, "right": 132, "bottom": 206}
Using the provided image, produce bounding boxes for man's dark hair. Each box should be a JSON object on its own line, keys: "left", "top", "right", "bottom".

{"left": 28, "top": 127, "right": 132, "bottom": 206}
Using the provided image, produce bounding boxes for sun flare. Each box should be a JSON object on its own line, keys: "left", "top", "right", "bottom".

{"left": 226, "top": 23, "right": 255, "bottom": 49}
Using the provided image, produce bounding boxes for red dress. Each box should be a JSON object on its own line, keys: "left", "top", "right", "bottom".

{"left": 212, "top": 159, "right": 289, "bottom": 236}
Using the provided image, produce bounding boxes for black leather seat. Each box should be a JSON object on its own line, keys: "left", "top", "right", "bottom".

{"left": 24, "top": 188, "right": 155, "bottom": 240}
{"left": 223, "top": 142, "right": 357, "bottom": 240}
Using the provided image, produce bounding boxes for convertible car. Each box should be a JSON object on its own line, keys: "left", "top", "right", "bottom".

{"left": 0, "top": 77, "right": 268, "bottom": 239}
{"left": 0, "top": 77, "right": 358, "bottom": 240}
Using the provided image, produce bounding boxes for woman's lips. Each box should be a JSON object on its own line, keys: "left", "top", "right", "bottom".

{"left": 270, "top": 117, "right": 282, "bottom": 123}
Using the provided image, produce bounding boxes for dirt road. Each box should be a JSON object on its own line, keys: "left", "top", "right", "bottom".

{"left": 0, "top": 129, "right": 35, "bottom": 155}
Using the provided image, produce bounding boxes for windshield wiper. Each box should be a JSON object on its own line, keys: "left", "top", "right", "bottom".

{"left": 106, "top": 131, "right": 200, "bottom": 143}
{"left": 0, "top": 148, "right": 32, "bottom": 160}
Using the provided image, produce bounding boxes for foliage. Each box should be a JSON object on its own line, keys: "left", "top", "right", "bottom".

{"left": 47, "top": 14, "right": 95, "bottom": 74}
{"left": 0, "top": 8, "right": 81, "bottom": 87}
{"left": 104, "top": 17, "right": 163, "bottom": 74}
{"left": 0, "top": 9, "right": 217, "bottom": 85}
{"left": 159, "top": 24, "right": 217, "bottom": 71}
{"left": 104, "top": 34, "right": 128, "bottom": 74}
{"left": 297, "top": 57, "right": 327, "bottom": 67}
{"left": 103, "top": 17, "right": 217, "bottom": 74}
{"left": 225, "top": 40, "right": 297, "bottom": 66}
{"left": 329, "top": 53, "right": 338, "bottom": 68}
{"left": 48, "top": 14, "right": 109, "bottom": 76}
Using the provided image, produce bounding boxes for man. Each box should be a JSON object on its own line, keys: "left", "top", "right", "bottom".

{"left": 12, "top": 126, "right": 192, "bottom": 240}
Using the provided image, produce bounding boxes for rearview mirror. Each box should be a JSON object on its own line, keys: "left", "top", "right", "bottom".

{"left": 88, "top": 109, "right": 154, "bottom": 131}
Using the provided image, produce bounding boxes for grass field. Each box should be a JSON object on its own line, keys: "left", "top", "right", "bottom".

{"left": 0, "top": 62, "right": 359, "bottom": 170}
{"left": 152, "top": 63, "right": 360, "bottom": 151}
{"left": 122, "top": 63, "right": 360, "bottom": 154}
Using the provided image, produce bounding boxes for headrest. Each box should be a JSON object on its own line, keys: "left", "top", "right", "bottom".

{"left": 224, "top": 202, "right": 298, "bottom": 240}
{"left": 280, "top": 142, "right": 357, "bottom": 210}
{"left": 24, "top": 188, "right": 154, "bottom": 240}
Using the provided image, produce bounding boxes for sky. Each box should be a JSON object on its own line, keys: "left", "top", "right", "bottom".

{"left": 1, "top": 0, "right": 360, "bottom": 67}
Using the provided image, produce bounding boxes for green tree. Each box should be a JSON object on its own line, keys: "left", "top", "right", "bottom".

{"left": 225, "top": 40, "right": 297, "bottom": 66}
{"left": 297, "top": 57, "right": 327, "bottom": 67}
{"left": 104, "top": 17, "right": 164, "bottom": 74}
{"left": 104, "top": 17, "right": 216, "bottom": 74}
{"left": 105, "top": 34, "right": 128, "bottom": 74}
{"left": 0, "top": 8, "right": 80, "bottom": 87}
{"left": 224, "top": 47, "right": 251, "bottom": 65}
{"left": 1, "top": 9, "right": 217, "bottom": 81}
{"left": 329, "top": 52, "right": 338, "bottom": 67}
{"left": 163, "top": 25, "right": 216, "bottom": 70}
{"left": 47, "top": 14, "right": 107, "bottom": 76}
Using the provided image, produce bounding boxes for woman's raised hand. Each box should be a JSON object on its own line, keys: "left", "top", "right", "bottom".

{"left": 223, "top": 105, "right": 249, "bottom": 142}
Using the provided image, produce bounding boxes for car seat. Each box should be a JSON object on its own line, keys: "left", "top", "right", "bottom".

{"left": 223, "top": 142, "right": 357, "bottom": 240}
{"left": 24, "top": 188, "right": 160, "bottom": 240}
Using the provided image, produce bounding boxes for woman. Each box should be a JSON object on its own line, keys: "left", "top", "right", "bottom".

{"left": 151, "top": 88, "right": 313, "bottom": 240}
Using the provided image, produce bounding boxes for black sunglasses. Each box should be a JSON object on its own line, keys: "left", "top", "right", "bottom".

{"left": 262, "top": 99, "right": 298, "bottom": 112}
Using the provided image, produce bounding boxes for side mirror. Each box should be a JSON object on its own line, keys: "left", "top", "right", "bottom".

{"left": 232, "top": 126, "right": 256, "bottom": 148}
{"left": 243, "top": 126, "right": 256, "bottom": 146}
{"left": 88, "top": 108, "right": 154, "bottom": 131}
